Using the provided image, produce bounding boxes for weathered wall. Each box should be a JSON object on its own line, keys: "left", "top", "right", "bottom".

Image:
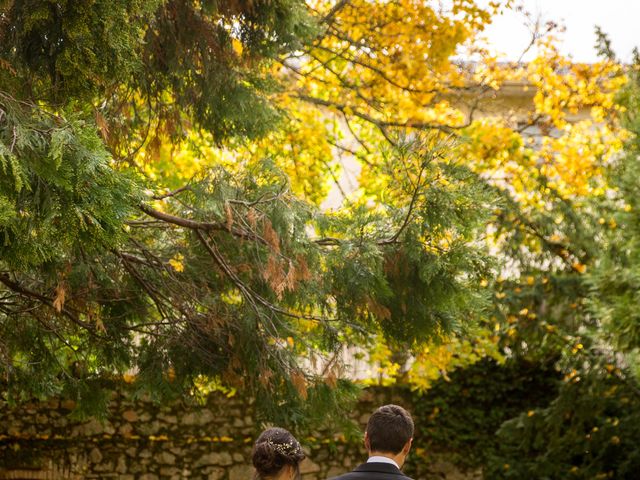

{"left": 1, "top": 391, "right": 260, "bottom": 479}
{"left": 0, "top": 388, "right": 478, "bottom": 480}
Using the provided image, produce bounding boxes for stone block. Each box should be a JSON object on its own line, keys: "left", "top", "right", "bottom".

{"left": 300, "top": 459, "right": 321, "bottom": 474}
{"left": 89, "top": 447, "right": 103, "bottom": 464}
{"left": 122, "top": 410, "right": 138, "bottom": 422}
{"left": 137, "top": 420, "right": 161, "bottom": 436}
{"left": 119, "top": 422, "right": 134, "bottom": 436}
{"left": 158, "top": 413, "right": 178, "bottom": 424}
{"left": 116, "top": 455, "right": 128, "bottom": 474}
{"left": 181, "top": 412, "right": 198, "bottom": 425}
{"left": 158, "top": 451, "right": 176, "bottom": 465}
{"left": 206, "top": 468, "right": 225, "bottom": 480}
{"left": 160, "top": 466, "right": 181, "bottom": 476}
{"left": 61, "top": 399, "right": 77, "bottom": 410}
{"left": 93, "top": 461, "right": 115, "bottom": 472}
{"left": 232, "top": 453, "right": 244, "bottom": 462}
{"left": 76, "top": 418, "right": 104, "bottom": 436}
{"left": 195, "top": 451, "right": 233, "bottom": 467}
{"left": 229, "top": 465, "right": 253, "bottom": 480}
{"left": 139, "top": 474, "right": 159, "bottom": 480}
{"left": 326, "top": 466, "right": 346, "bottom": 478}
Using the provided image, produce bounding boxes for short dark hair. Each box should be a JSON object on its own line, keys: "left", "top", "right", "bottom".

{"left": 366, "top": 404, "right": 414, "bottom": 454}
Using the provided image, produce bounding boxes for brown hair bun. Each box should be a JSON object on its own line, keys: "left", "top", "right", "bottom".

{"left": 252, "top": 427, "right": 305, "bottom": 478}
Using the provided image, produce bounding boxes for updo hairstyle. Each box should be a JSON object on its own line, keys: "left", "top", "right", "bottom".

{"left": 252, "top": 427, "right": 305, "bottom": 479}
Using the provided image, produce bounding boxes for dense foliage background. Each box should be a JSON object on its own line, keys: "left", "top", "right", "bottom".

{"left": 1, "top": 1, "right": 639, "bottom": 477}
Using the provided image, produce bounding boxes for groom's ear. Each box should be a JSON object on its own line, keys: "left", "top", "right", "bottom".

{"left": 402, "top": 437, "right": 413, "bottom": 455}
{"left": 364, "top": 431, "right": 371, "bottom": 451}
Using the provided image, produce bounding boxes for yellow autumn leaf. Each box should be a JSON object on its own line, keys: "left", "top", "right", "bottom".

{"left": 169, "top": 253, "right": 185, "bottom": 272}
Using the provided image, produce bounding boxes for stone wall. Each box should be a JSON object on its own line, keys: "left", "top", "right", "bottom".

{"left": 1, "top": 391, "right": 259, "bottom": 479}
{"left": 0, "top": 388, "right": 478, "bottom": 480}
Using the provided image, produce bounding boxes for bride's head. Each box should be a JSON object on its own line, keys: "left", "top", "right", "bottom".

{"left": 252, "top": 427, "right": 305, "bottom": 480}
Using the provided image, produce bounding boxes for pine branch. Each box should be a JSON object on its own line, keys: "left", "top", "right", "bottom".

{"left": 379, "top": 163, "right": 427, "bottom": 245}
{"left": 152, "top": 185, "right": 192, "bottom": 200}
{"left": 195, "top": 230, "right": 333, "bottom": 325}
{"left": 139, "top": 203, "right": 261, "bottom": 243}
{"left": 0, "top": 274, "right": 105, "bottom": 339}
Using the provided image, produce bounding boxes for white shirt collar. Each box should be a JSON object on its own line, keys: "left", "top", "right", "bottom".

{"left": 367, "top": 456, "right": 399, "bottom": 469}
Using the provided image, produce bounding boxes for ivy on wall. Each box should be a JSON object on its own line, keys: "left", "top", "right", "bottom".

{"left": 405, "top": 358, "right": 560, "bottom": 476}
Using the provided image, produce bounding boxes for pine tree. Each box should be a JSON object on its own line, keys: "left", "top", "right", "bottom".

{"left": 0, "top": 1, "right": 494, "bottom": 422}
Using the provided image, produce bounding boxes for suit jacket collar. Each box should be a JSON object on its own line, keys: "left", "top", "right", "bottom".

{"left": 353, "top": 462, "right": 409, "bottom": 477}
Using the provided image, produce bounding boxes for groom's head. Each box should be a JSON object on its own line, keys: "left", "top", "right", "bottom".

{"left": 364, "top": 404, "right": 414, "bottom": 461}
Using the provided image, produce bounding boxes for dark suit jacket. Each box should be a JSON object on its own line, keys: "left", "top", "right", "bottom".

{"left": 330, "top": 462, "right": 413, "bottom": 480}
